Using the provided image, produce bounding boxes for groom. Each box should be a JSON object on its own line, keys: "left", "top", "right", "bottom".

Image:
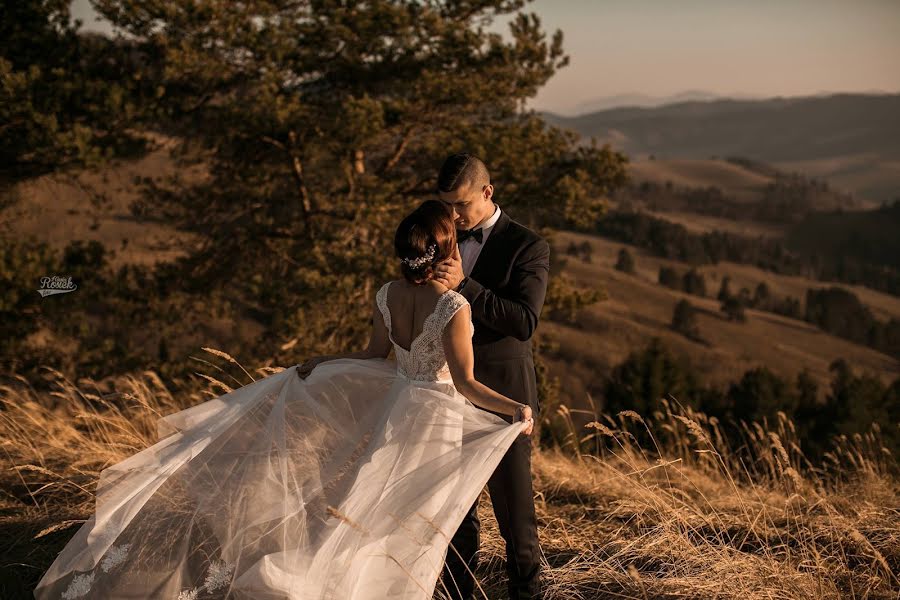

{"left": 433, "top": 153, "right": 549, "bottom": 600}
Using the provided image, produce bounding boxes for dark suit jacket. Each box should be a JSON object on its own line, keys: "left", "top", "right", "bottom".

{"left": 456, "top": 209, "right": 550, "bottom": 419}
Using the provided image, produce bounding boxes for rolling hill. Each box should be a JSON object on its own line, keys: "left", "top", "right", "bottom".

{"left": 543, "top": 93, "right": 900, "bottom": 203}
{"left": 544, "top": 230, "right": 899, "bottom": 413}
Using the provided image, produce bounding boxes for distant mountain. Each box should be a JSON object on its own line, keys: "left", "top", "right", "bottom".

{"left": 542, "top": 93, "right": 900, "bottom": 203}
{"left": 569, "top": 90, "right": 759, "bottom": 114}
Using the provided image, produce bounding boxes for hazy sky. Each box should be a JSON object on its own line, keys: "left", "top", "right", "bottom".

{"left": 71, "top": 0, "right": 900, "bottom": 115}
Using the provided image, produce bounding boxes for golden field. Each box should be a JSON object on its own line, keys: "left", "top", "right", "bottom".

{"left": 1, "top": 359, "right": 897, "bottom": 599}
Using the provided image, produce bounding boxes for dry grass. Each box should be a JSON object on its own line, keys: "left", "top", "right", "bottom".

{"left": 513, "top": 404, "right": 899, "bottom": 600}
{"left": 2, "top": 357, "right": 898, "bottom": 600}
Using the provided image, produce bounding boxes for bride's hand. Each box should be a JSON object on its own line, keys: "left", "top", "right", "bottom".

{"left": 513, "top": 404, "right": 534, "bottom": 436}
{"left": 296, "top": 357, "right": 324, "bottom": 379}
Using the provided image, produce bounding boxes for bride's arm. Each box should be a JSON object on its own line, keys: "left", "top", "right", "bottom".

{"left": 442, "top": 305, "right": 533, "bottom": 432}
{"left": 297, "top": 296, "right": 392, "bottom": 378}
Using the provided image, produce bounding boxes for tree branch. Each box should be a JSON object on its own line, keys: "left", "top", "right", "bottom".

{"left": 379, "top": 126, "right": 416, "bottom": 174}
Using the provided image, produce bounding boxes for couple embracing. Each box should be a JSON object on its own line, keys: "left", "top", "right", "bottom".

{"left": 34, "top": 153, "right": 549, "bottom": 600}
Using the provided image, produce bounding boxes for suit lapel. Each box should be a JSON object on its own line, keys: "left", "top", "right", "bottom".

{"left": 469, "top": 210, "right": 510, "bottom": 283}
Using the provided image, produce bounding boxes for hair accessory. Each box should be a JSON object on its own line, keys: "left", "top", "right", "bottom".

{"left": 400, "top": 243, "right": 437, "bottom": 269}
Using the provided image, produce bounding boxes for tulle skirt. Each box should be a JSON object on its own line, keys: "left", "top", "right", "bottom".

{"left": 33, "top": 358, "right": 526, "bottom": 600}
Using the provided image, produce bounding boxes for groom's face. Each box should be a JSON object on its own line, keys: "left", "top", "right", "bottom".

{"left": 438, "top": 182, "right": 494, "bottom": 231}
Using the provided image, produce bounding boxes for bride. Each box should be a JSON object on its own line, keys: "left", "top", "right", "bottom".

{"left": 34, "top": 199, "right": 535, "bottom": 600}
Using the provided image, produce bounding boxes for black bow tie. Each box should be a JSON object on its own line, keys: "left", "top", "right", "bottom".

{"left": 457, "top": 228, "right": 484, "bottom": 244}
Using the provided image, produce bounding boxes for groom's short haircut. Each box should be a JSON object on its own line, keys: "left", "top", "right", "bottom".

{"left": 437, "top": 153, "right": 490, "bottom": 193}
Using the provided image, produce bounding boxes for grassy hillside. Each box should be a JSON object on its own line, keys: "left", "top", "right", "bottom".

{"left": 624, "top": 157, "right": 874, "bottom": 211}
{"left": 627, "top": 158, "right": 774, "bottom": 203}
{"left": 600, "top": 156, "right": 900, "bottom": 297}
{"left": 2, "top": 358, "right": 897, "bottom": 599}
{"left": 1, "top": 133, "right": 204, "bottom": 269}
{"left": 543, "top": 230, "right": 899, "bottom": 411}
{"left": 778, "top": 155, "right": 900, "bottom": 206}
{"left": 628, "top": 209, "right": 786, "bottom": 239}
{"left": 612, "top": 156, "right": 879, "bottom": 245}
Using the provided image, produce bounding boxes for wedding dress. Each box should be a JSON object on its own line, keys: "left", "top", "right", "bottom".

{"left": 34, "top": 281, "right": 527, "bottom": 600}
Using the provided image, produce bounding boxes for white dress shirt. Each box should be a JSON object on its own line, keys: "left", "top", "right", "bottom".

{"left": 459, "top": 202, "right": 501, "bottom": 277}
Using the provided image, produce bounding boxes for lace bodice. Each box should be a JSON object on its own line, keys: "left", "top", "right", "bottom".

{"left": 376, "top": 281, "right": 474, "bottom": 382}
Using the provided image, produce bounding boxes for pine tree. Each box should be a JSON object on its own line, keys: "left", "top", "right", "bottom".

{"left": 682, "top": 268, "right": 707, "bottom": 297}
{"left": 658, "top": 266, "right": 681, "bottom": 289}
{"left": 614, "top": 247, "right": 635, "bottom": 273}
{"left": 753, "top": 281, "right": 771, "bottom": 308}
{"left": 717, "top": 275, "right": 733, "bottom": 301}
{"left": 603, "top": 338, "right": 701, "bottom": 416}
{"left": 671, "top": 299, "right": 701, "bottom": 340}
{"left": 85, "top": 0, "right": 629, "bottom": 364}
{"left": 2, "top": 2, "right": 149, "bottom": 177}
{"left": 726, "top": 367, "right": 794, "bottom": 423}
{"left": 578, "top": 241, "right": 593, "bottom": 263}
{"left": 721, "top": 296, "right": 747, "bottom": 322}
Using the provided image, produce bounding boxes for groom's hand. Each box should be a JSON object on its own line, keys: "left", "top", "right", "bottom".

{"left": 434, "top": 244, "right": 464, "bottom": 290}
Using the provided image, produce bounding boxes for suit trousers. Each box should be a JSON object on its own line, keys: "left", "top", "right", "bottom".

{"left": 439, "top": 429, "right": 541, "bottom": 600}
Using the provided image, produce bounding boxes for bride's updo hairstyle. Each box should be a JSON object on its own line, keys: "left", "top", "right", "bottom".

{"left": 394, "top": 199, "right": 456, "bottom": 285}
